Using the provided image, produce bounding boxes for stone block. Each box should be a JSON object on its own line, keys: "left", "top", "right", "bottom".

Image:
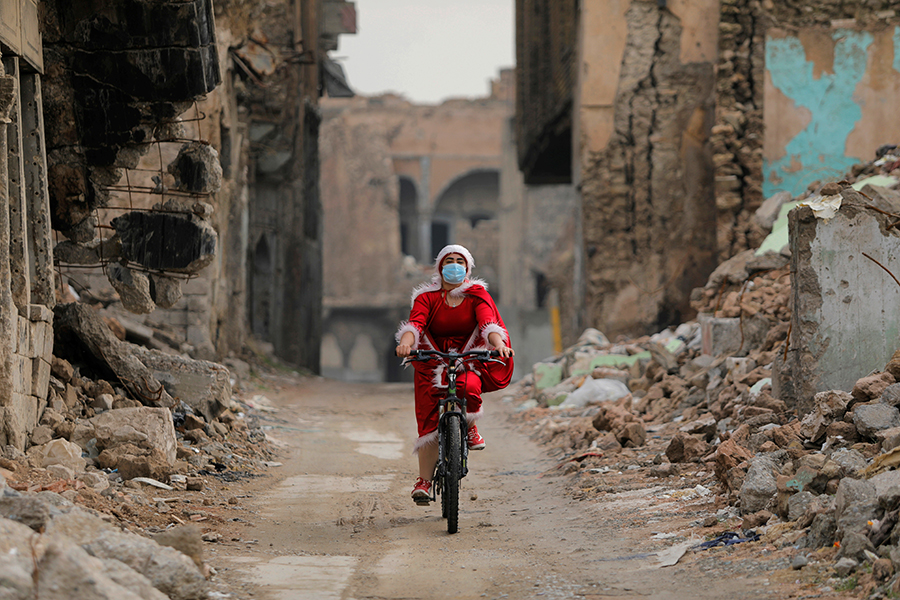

{"left": 186, "top": 325, "right": 209, "bottom": 347}
{"left": 16, "top": 316, "right": 30, "bottom": 357}
{"left": 32, "top": 357, "right": 51, "bottom": 400}
{"left": 699, "top": 313, "right": 742, "bottom": 357}
{"left": 107, "top": 264, "right": 155, "bottom": 314}
{"left": 181, "top": 277, "right": 210, "bottom": 296}
{"left": 32, "top": 320, "right": 52, "bottom": 360}
{"left": 133, "top": 348, "right": 233, "bottom": 422}
{"left": 13, "top": 355, "right": 32, "bottom": 397}
{"left": 27, "top": 304, "right": 53, "bottom": 323}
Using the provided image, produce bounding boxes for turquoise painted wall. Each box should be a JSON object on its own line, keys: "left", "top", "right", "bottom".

{"left": 762, "top": 29, "right": 890, "bottom": 199}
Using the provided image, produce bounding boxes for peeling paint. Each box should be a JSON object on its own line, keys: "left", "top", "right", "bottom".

{"left": 763, "top": 30, "right": 872, "bottom": 198}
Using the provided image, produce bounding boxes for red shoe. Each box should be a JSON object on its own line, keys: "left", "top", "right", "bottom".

{"left": 467, "top": 424, "right": 485, "bottom": 450}
{"left": 411, "top": 477, "right": 432, "bottom": 504}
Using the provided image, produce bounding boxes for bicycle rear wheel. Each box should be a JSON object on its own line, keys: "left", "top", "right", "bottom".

{"left": 443, "top": 413, "right": 462, "bottom": 534}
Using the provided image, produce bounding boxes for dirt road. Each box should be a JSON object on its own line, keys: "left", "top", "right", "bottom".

{"left": 210, "top": 377, "right": 793, "bottom": 600}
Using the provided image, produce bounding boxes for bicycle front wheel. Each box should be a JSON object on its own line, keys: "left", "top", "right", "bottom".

{"left": 443, "top": 413, "right": 462, "bottom": 534}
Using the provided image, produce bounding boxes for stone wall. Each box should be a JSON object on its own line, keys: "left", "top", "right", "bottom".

{"left": 0, "top": 47, "right": 56, "bottom": 450}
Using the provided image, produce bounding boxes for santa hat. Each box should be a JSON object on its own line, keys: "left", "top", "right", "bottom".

{"left": 434, "top": 244, "right": 475, "bottom": 278}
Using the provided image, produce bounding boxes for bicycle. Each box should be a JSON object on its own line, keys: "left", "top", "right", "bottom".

{"left": 407, "top": 348, "right": 505, "bottom": 534}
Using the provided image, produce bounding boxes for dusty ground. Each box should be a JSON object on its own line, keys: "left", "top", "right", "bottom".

{"left": 189, "top": 374, "right": 864, "bottom": 600}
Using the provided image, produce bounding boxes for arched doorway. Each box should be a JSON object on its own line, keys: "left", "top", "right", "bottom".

{"left": 398, "top": 176, "right": 419, "bottom": 259}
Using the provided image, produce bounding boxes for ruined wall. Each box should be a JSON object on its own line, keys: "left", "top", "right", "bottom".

{"left": 713, "top": 1, "right": 900, "bottom": 261}
{"left": 319, "top": 89, "right": 520, "bottom": 381}
{"left": 515, "top": 0, "right": 577, "bottom": 184}
{"left": 711, "top": 0, "right": 765, "bottom": 261}
{"left": 764, "top": 23, "right": 900, "bottom": 198}
{"left": 577, "top": 0, "right": 719, "bottom": 338}
{"left": 0, "top": 39, "right": 56, "bottom": 449}
{"left": 778, "top": 200, "right": 900, "bottom": 415}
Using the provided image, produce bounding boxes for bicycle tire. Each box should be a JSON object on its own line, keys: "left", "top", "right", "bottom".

{"left": 444, "top": 413, "right": 462, "bottom": 534}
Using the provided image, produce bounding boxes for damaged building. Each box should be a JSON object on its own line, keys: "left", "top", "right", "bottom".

{"left": 0, "top": 0, "right": 355, "bottom": 448}
{"left": 516, "top": 0, "right": 900, "bottom": 342}
{"left": 319, "top": 72, "right": 576, "bottom": 382}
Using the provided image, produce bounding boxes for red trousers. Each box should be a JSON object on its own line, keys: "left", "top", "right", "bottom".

{"left": 414, "top": 366, "right": 482, "bottom": 440}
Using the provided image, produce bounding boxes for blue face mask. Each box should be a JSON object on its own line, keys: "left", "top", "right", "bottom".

{"left": 441, "top": 263, "right": 466, "bottom": 284}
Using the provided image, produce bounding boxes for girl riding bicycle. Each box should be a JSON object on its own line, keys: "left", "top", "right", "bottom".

{"left": 395, "top": 244, "right": 515, "bottom": 503}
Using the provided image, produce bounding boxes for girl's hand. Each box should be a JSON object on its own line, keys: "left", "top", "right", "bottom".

{"left": 496, "top": 345, "right": 514, "bottom": 358}
{"left": 396, "top": 344, "right": 413, "bottom": 357}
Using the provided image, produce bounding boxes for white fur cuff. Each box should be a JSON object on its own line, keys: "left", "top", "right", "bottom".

{"left": 413, "top": 430, "right": 439, "bottom": 454}
{"left": 395, "top": 321, "right": 421, "bottom": 348}
{"left": 466, "top": 408, "right": 484, "bottom": 425}
{"left": 481, "top": 322, "right": 508, "bottom": 347}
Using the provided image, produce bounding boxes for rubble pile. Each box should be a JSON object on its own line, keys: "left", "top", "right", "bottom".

{"left": 0, "top": 301, "right": 284, "bottom": 599}
{"left": 505, "top": 147, "right": 900, "bottom": 593}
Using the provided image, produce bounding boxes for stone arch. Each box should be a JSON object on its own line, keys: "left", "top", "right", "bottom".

{"left": 431, "top": 169, "right": 501, "bottom": 291}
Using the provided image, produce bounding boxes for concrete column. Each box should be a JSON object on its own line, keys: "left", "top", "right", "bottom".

{"left": 2, "top": 57, "right": 28, "bottom": 312}
{"left": 418, "top": 156, "right": 431, "bottom": 262}
{"left": 20, "top": 72, "right": 54, "bottom": 308}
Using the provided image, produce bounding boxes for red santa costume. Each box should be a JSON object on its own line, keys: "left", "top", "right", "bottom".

{"left": 395, "top": 245, "right": 514, "bottom": 453}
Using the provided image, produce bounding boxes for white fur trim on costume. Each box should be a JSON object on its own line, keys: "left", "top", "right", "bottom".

{"left": 395, "top": 321, "right": 421, "bottom": 348}
{"left": 413, "top": 430, "right": 439, "bottom": 454}
{"left": 432, "top": 364, "right": 447, "bottom": 389}
{"left": 409, "top": 275, "right": 442, "bottom": 307}
{"left": 481, "top": 322, "right": 509, "bottom": 347}
{"left": 466, "top": 408, "right": 484, "bottom": 425}
{"left": 434, "top": 244, "right": 475, "bottom": 278}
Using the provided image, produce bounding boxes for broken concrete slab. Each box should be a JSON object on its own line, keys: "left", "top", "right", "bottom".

{"left": 53, "top": 303, "right": 174, "bottom": 408}
{"left": 107, "top": 263, "right": 156, "bottom": 314}
{"left": 111, "top": 209, "right": 217, "bottom": 274}
{"left": 149, "top": 274, "right": 183, "bottom": 308}
{"left": 167, "top": 141, "right": 223, "bottom": 194}
{"left": 132, "top": 347, "right": 234, "bottom": 421}
{"left": 777, "top": 203, "right": 900, "bottom": 415}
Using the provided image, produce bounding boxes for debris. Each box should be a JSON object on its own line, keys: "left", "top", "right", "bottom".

{"left": 691, "top": 531, "right": 760, "bottom": 550}
{"left": 131, "top": 477, "right": 174, "bottom": 490}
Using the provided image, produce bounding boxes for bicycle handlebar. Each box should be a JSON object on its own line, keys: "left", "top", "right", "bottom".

{"left": 406, "top": 349, "right": 501, "bottom": 363}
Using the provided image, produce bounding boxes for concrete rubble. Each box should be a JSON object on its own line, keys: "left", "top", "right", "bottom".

{"left": 504, "top": 146, "right": 900, "bottom": 595}
{"left": 0, "top": 295, "right": 283, "bottom": 599}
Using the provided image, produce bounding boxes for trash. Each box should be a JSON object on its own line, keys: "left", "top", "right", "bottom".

{"left": 132, "top": 477, "right": 175, "bottom": 490}
{"left": 799, "top": 194, "right": 842, "bottom": 220}
{"left": 657, "top": 540, "right": 695, "bottom": 567}
{"left": 692, "top": 531, "right": 760, "bottom": 550}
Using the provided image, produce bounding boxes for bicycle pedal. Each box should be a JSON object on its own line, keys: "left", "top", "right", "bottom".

{"left": 414, "top": 498, "right": 431, "bottom": 506}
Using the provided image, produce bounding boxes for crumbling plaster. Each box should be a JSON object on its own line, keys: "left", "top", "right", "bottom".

{"left": 577, "top": 0, "right": 719, "bottom": 337}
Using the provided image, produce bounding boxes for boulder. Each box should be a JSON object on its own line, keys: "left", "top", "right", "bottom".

{"left": 740, "top": 453, "right": 782, "bottom": 514}
{"left": 36, "top": 541, "right": 149, "bottom": 600}
{"left": 149, "top": 274, "right": 183, "bottom": 309}
{"left": 714, "top": 438, "right": 753, "bottom": 483}
{"left": 0, "top": 495, "right": 61, "bottom": 532}
{"left": 805, "top": 513, "right": 836, "bottom": 549}
{"left": 829, "top": 448, "right": 867, "bottom": 477}
{"left": 882, "top": 383, "right": 900, "bottom": 407}
{"left": 788, "top": 491, "right": 815, "bottom": 522}
{"left": 852, "top": 372, "right": 896, "bottom": 404}
{"left": 73, "top": 407, "right": 176, "bottom": 465}
{"left": 853, "top": 402, "right": 900, "bottom": 439}
{"left": 665, "top": 432, "right": 710, "bottom": 464}
{"left": 167, "top": 142, "right": 223, "bottom": 194}
{"left": 106, "top": 264, "right": 155, "bottom": 315}
{"left": 37, "top": 439, "right": 87, "bottom": 472}
{"left": 556, "top": 378, "right": 629, "bottom": 410}
{"left": 45, "top": 510, "right": 208, "bottom": 600}
{"left": 838, "top": 531, "right": 876, "bottom": 562}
